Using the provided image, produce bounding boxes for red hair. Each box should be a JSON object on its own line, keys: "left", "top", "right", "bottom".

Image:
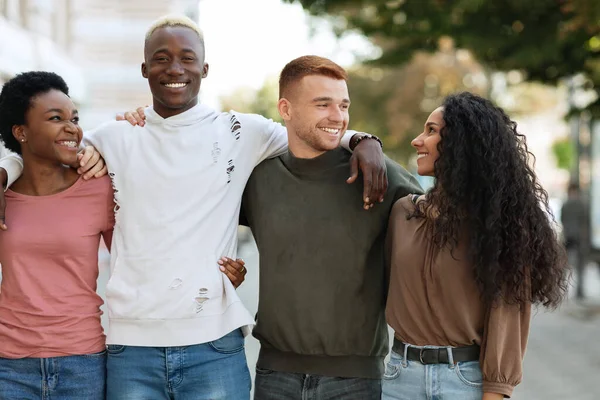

{"left": 279, "top": 55, "right": 348, "bottom": 99}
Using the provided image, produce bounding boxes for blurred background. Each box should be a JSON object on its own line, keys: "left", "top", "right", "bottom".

{"left": 1, "top": 0, "right": 599, "bottom": 398}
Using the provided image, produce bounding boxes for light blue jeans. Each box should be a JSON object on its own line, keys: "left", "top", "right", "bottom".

{"left": 106, "top": 328, "right": 251, "bottom": 400}
{"left": 382, "top": 346, "right": 484, "bottom": 400}
{"left": 0, "top": 350, "right": 106, "bottom": 399}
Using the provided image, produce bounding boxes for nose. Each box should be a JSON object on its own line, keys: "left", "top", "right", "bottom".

{"left": 166, "top": 60, "right": 184, "bottom": 75}
{"left": 328, "top": 106, "right": 344, "bottom": 123}
{"left": 411, "top": 133, "right": 424, "bottom": 149}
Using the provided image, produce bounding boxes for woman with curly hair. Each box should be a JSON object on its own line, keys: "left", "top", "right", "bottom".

{"left": 383, "top": 92, "right": 569, "bottom": 400}
{"left": 0, "top": 71, "right": 115, "bottom": 399}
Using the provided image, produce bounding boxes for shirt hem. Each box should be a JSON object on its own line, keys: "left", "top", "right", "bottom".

{"left": 106, "top": 301, "right": 255, "bottom": 346}
{"left": 257, "top": 348, "right": 384, "bottom": 379}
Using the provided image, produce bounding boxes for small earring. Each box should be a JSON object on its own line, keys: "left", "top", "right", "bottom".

{"left": 21, "top": 139, "right": 25, "bottom": 142}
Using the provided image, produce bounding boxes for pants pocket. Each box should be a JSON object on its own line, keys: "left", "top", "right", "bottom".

{"left": 383, "top": 351, "right": 402, "bottom": 380}
{"left": 455, "top": 361, "right": 484, "bottom": 387}
{"left": 208, "top": 329, "right": 245, "bottom": 354}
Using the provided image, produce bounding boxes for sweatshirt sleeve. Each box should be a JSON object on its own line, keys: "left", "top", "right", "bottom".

{"left": 0, "top": 144, "right": 23, "bottom": 191}
{"left": 479, "top": 299, "right": 531, "bottom": 398}
{"left": 385, "top": 158, "right": 424, "bottom": 202}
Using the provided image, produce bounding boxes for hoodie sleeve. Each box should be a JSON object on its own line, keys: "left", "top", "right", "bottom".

{"left": 0, "top": 143, "right": 23, "bottom": 191}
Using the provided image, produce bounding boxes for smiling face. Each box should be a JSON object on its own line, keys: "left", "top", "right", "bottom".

{"left": 278, "top": 74, "right": 350, "bottom": 159}
{"left": 142, "top": 25, "right": 208, "bottom": 118}
{"left": 411, "top": 106, "right": 444, "bottom": 177}
{"left": 14, "top": 89, "right": 82, "bottom": 165}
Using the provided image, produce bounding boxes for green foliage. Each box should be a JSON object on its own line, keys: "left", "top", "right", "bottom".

{"left": 551, "top": 137, "right": 576, "bottom": 170}
{"left": 219, "top": 78, "right": 283, "bottom": 123}
{"left": 284, "top": 0, "right": 600, "bottom": 115}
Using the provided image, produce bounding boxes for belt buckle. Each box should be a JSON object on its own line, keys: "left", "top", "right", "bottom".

{"left": 419, "top": 348, "right": 428, "bottom": 364}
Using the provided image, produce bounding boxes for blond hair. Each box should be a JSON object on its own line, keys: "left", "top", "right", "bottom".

{"left": 145, "top": 14, "right": 204, "bottom": 43}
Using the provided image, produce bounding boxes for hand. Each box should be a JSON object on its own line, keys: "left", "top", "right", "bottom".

{"left": 347, "top": 137, "right": 388, "bottom": 209}
{"left": 218, "top": 257, "right": 247, "bottom": 289}
{"left": 0, "top": 168, "right": 7, "bottom": 230}
{"left": 76, "top": 146, "right": 107, "bottom": 180}
{"left": 116, "top": 107, "right": 147, "bottom": 127}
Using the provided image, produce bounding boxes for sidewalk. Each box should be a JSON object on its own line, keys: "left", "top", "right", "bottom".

{"left": 514, "top": 262, "right": 600, "bottom": 400}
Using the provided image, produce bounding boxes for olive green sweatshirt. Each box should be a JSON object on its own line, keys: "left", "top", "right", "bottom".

{"left": 242, "top": 147, "right": 422, "bottom": 379}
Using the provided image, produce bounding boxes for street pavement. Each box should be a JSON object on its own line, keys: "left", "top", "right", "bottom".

{"left": 97, "top": 235, "right": 600, "bottom": 399}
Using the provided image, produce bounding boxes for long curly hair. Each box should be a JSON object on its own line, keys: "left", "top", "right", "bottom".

{"left": 415, "top": 92, "right": 569, "bottom": 308}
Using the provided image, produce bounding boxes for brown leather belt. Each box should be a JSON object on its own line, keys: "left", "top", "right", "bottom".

{"left": 392, "top": 339, "right": 480, "bottom": 365}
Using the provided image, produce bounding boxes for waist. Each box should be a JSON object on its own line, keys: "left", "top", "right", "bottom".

{"left": 392, "top": 338, "right": 480, "bottom": 365}
{"left": 258, "top": 348, "right": 384, "bottom": 379}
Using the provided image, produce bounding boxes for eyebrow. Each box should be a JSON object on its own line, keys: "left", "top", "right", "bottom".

{"left": 153, "top": 47, "right": 197, "bottom": 55}
{"left": 311, "top": 97, "right": 351, "bottom": 104}
{"left": 45, "top": 108, "right": 78, "bottom": 114}
{"left": 425, "top": 122, "right": 440, "bottom": 127}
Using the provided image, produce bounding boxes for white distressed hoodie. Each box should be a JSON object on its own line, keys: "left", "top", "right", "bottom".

{"left": 83, "top": 104, "right": 293, "bottom": 346}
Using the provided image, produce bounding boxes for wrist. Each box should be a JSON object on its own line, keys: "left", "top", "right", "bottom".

{"left": 350, "top": 133, "right": 383, "bottom": 151}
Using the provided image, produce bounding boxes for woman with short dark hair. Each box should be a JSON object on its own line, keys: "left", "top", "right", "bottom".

{"left": 0, "top": 71, "right": 114, "bottom": 399}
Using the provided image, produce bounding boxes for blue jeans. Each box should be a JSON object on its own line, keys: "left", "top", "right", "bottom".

{"left": 0, "top": 351, "right": 106, "bottom": 400}
{"left": 254, "top": 368, "right": 381, "bottom": 400}
{"left": 382, "top": 348, "right": 483, "bottom": 400}
{"left": 106, "top": 328, "right": 251, "bottom": 400}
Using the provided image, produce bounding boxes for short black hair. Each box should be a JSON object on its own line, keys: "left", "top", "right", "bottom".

{"left": 0, "top": 71, "right": 70, "bottom": 155}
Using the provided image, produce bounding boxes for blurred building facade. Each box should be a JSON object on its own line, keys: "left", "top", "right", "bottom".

{"left": 0, "top": 0, "right": 86, "bottom": 102}
{"left": 70, "top": 0, "right": 200, "bottom": 129}
{"left": 0, "top": 0, "right": 199, "bottom": 130}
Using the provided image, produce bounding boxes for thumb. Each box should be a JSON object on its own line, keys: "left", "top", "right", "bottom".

{"left": 0, "top": 198, "right": 6, "bottom": 231}
{"left": 347, "top": 156, "right": 359, "bottom": 184}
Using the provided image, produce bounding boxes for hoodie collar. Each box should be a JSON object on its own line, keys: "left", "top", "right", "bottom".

{"left": 144, "top": 103, "right": 214, "bottom": 127}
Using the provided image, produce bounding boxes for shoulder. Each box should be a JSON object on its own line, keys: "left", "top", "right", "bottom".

{"left": 390, "top": 195, "right": 417, "bottom": 219}
{"left": 225, "top": 110, "right": 282, "bottom": 134}
{"left": 76, "top": 175, "right": 113, "bottom": 197}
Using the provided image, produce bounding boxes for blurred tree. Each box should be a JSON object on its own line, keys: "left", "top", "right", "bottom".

{"left": 283, "top": 0, "right": 600, "bottom": 115}
{"left": 219, "top": 77, "right": 283, "bottom": 123}
{"left": 552, "top": 137, "right": 576, "bottom": 170}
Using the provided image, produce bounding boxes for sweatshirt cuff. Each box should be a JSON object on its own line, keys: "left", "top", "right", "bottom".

{"left": 340, "top": 130, "right": 356, "bottom": 152}
{"left": 0, "top": 156, "right": 23, "bottom": 191}
{"left": 483, "top": 380, "right": 515, "bottom": 398}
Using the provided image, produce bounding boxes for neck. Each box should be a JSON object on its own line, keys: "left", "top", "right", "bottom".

{"left": 153, "top": 98, "right": 198, "bottom": 119}
{"left": 287, "top": 131, "right": 325, "bottom": 159}
{"left": 13, "top": 155, "right": 77, "bottom": 196}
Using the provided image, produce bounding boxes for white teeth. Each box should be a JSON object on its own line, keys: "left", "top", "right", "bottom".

{"left": 58, "top": 140, "right": 77, "bottom": 148}
{"left": 320, "top": 128, "right": 339, "bottom": 134}
{"left": 164, "top": 83, "right": 187, "bottom": 88}
{"left": 417, "top": 153, "right": 428, "bottom": 159}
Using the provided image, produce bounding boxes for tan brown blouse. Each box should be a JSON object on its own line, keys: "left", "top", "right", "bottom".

{"left": 385, "top": 196, "right": 531, "bottom": 398}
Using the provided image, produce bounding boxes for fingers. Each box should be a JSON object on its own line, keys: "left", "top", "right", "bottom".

{"left": 77, "top": 146, "right": 96, "bottom": 170}
{"left": 379, "top": 170, "right": 389, "bottom": 203}
{"left": 83, "top": 157, "right": 107, "bottom": 180}
{"left": 346, "top": 156, "right": 359, "bottom": 184}
{"left": 115, "top": 113, "right": 125, "bottom": 121}
{"left": 218, "top": 257, "right": 247, "bottom": 288}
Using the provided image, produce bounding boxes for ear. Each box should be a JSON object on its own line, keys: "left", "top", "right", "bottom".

{"left": 277, "top": 98, "right": 292, "bottom": 121}
{"left": 202, "top": 63, "right": 209, "bottom": 79}
{"left": 12, "top": 125, "right": 25, "bottom": 143}
{"left": 141, "top": 62, "right": 148, "bottom": 79}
